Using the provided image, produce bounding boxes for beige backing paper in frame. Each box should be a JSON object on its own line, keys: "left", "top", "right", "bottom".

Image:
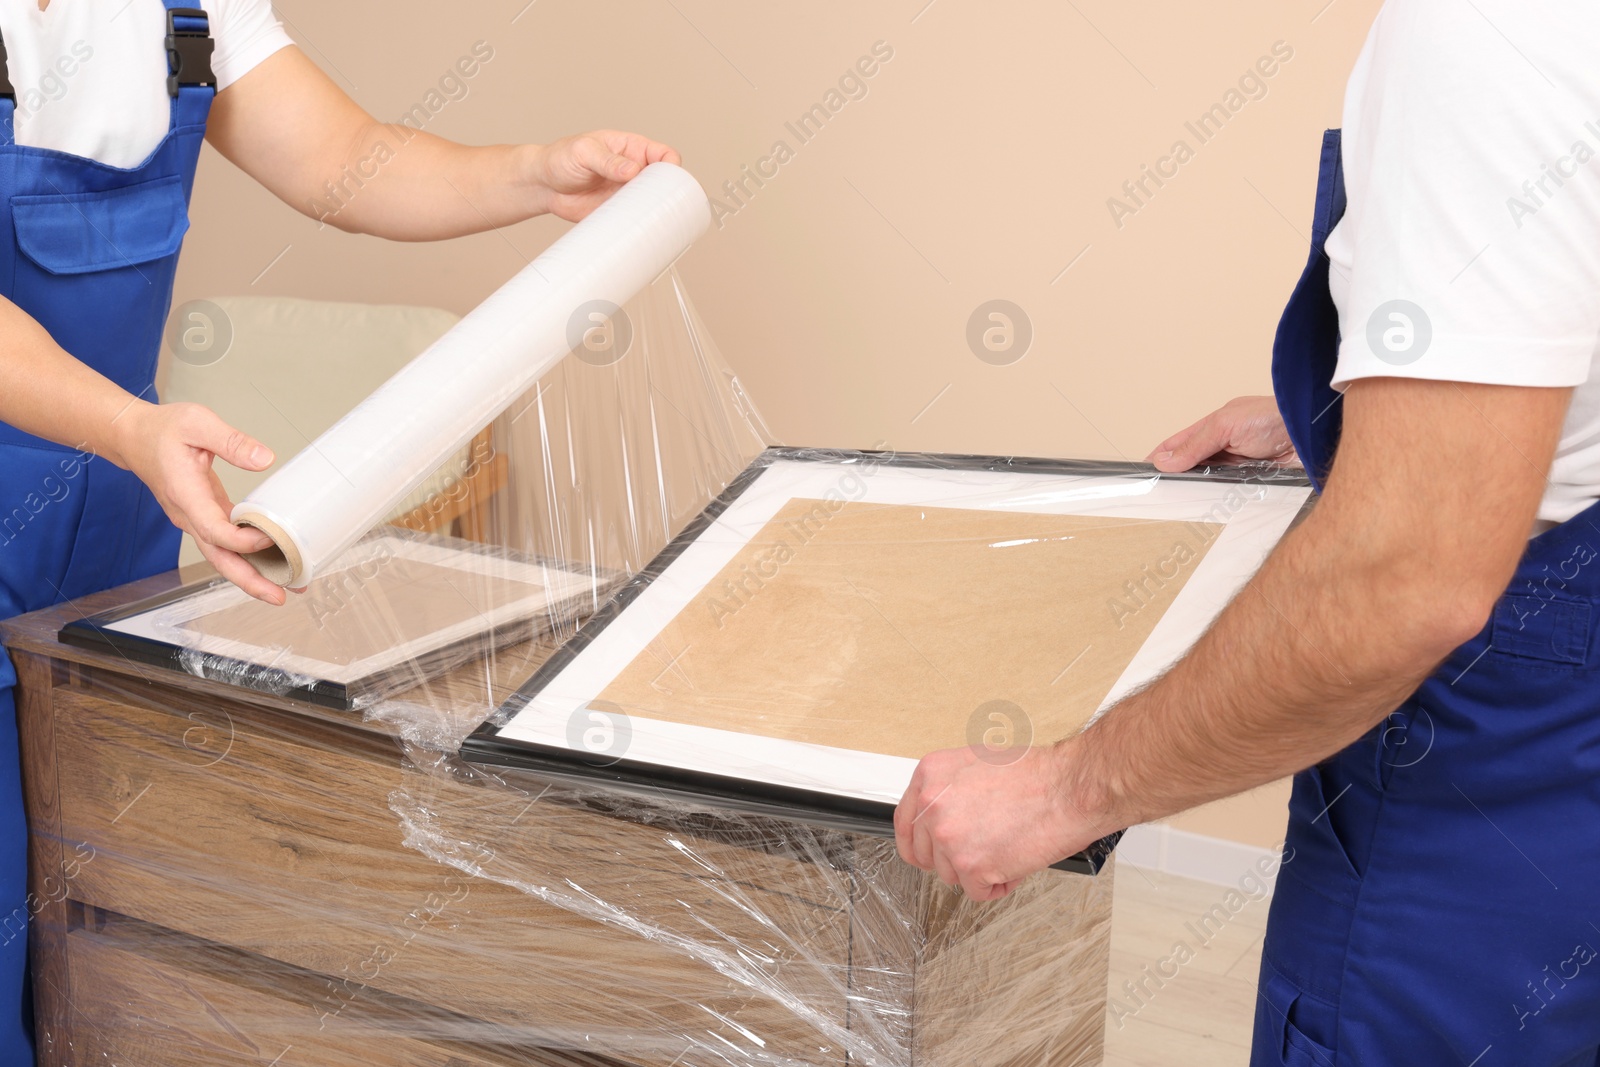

{"left": 598, "top": 498, "right": 1221, "bottom": 760}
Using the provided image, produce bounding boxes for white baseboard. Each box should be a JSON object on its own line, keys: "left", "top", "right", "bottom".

{"left": 1117, "top": 824, "right": 1285, "bottom": 888}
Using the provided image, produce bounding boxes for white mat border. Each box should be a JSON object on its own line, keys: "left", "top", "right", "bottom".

{"left": 101, "top": 533, "right": 596, "bottom": 685}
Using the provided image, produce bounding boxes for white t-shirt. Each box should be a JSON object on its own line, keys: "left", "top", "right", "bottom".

{"left": 1328, "top": 0, "right": 1600, "bottom": 525}
{"left": 0, "top": 0, "right": 291, "bottom": 169}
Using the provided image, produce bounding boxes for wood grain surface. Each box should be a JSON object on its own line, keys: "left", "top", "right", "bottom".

{"left": 67, "top": 906, "right": 643, "bottom": 1067}
{"left": 49, "top": 680, "right": 847, "bottom": 1064}
{"left": 7, "top": 560, "right": 1116, "bottom": 1067}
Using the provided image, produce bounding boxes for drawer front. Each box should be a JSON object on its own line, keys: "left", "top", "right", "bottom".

{"left": 62, "top": 926, "right": 497, "bottom": 1067}
{"left": 59, "top": 912, "right": 634, "bottom": 1067}
{"left": 48, "top": 683, "right": 849, "bottom": 1066}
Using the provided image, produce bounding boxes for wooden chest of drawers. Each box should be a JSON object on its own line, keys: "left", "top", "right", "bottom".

{"left": 5, "top": 569, "right": 1112, "bottom": 1067}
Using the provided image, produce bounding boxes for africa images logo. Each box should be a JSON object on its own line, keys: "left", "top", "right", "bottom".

{"left": 1365, "top": 299, "right": 1432, "bottom": 366}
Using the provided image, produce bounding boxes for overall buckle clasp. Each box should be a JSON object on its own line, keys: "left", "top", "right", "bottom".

{"left": 166, "top": 8, "right": 216, "bottom": 98}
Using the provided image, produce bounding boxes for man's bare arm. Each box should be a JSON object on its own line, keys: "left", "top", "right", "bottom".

{"left": 1074, "top": 377, "right": 1565, "bottom": 818}
{"left": 897, "top": 377, "right": 1572, "bottom": 898}
{"left": 204, "top": 47, "right": 679, "bottom": 240}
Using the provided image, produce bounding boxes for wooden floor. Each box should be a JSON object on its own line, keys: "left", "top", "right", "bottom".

{"left": 1101, "top": 859, "right": 1270, "bottom": 1067}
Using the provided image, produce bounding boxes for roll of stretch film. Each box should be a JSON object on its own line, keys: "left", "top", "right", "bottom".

{"left": 231, "top": 163, "right": 711, "bottom": 588}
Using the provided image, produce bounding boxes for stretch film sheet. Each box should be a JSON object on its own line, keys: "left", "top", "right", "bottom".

{"left": 232, "top": 162, "right": 711, "bottom": 588}
{"left": 12, "top": 209, "right": 1310, "bottom": 1065}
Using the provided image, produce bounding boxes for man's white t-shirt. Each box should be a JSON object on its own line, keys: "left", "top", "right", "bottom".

{"left": 1328, "top": 0, "right": 1600, "bottom": 525}
{"left": 0, "top": 0, "right": 291, "bottom": 169}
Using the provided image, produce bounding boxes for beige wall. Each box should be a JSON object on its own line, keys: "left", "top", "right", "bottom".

{"left": 173, "top": 0, "right": 1386, "bottom": 848}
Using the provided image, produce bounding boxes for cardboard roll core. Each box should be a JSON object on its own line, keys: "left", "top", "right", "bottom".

{"left": 235, "top": 513, "right": 304, "bottom": 588}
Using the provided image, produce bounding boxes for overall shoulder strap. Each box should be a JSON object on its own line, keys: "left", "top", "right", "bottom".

{"left": 0, "top": 28, "right": 13, "bottom": 148}
{"left": 1270, "top": 129, "right": 1347, "bottom": 489}
{"left": 163, "top": 3, "right": 215, "bottom": 129}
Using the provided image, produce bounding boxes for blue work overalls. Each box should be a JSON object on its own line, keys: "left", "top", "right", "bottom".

{"left": 0, "top": 4, "right": 215, "bottom": 1058}
{"left": 1255, "top": 129, "right": 1600, "bottom": 1066}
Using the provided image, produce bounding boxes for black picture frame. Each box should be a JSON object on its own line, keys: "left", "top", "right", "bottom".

{"left": 461, "top": 447, "right": 1314, "bottom": 877}
{"left": 59, "top": 531, "right": 615, "bottom": 712}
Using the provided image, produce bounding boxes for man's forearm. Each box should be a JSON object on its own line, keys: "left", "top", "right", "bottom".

{"left": 1055, "top": 380, "right": 1569, "bottom": 836}
{"left": 209, "top": 47, "right": 674, "bottom": 243}
{"left": 308, "top": 123, "right": 539, "bottom": 240}
{"left": 206, "top": 49, "right": 544, "bottom": 242}
{"left": 898, "top": 331, "right": 1568, "bottom": 902}
{"left": 1059, "top": 505, "right": 1471, "bottom": 832}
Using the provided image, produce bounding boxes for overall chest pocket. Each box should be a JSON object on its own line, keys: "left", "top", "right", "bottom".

{"left": 13, "top": 175, "right": 189, "bottom": 274}
{"left": 9, "top": 175, "right": 191, "bottom": 392}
